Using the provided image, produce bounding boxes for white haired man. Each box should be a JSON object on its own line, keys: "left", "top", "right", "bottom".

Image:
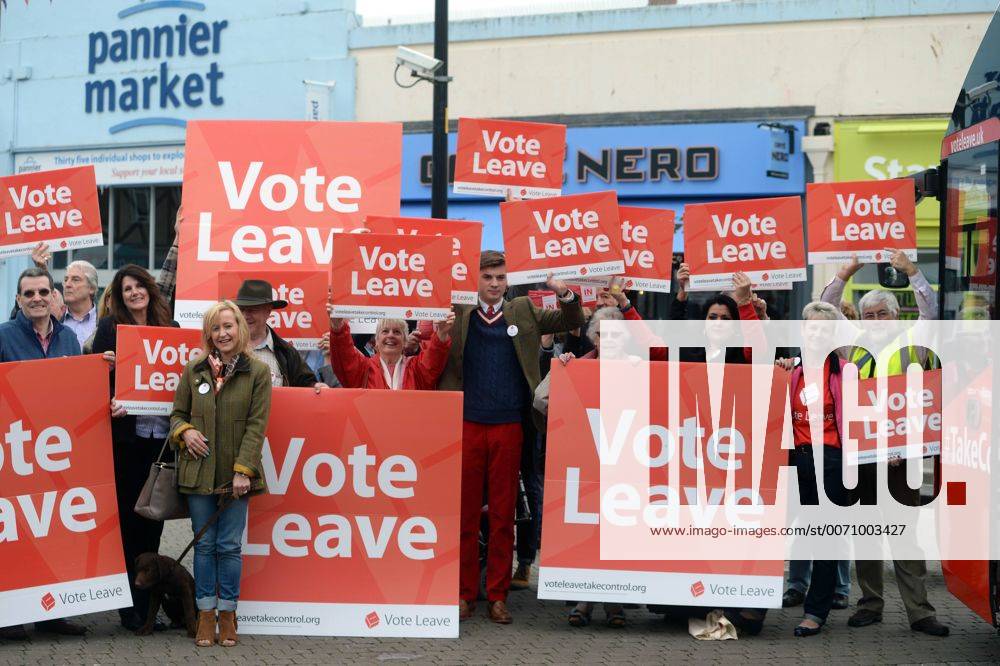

{"left": 32, "top": 243, "right": 99, "bottom": 348}
{"left": 820, "top": 248, "right": 948, "bottom": 637}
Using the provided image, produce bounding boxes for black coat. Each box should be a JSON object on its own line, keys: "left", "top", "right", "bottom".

{"left": 268, "top": 326, "right": 319, "bottom": 387}
{"left": 92, "top": 315, "right": 179, "bottom": 445}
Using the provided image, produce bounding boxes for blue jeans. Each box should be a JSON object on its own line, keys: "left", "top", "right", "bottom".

{"left": 187, "top": 494, "right": 249, "bottom": 612}
{"left": 788, "top": 559, "right": 850, "bottom": 597}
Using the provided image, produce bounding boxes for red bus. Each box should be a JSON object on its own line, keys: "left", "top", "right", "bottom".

{"left": 927, "top": 5, "right": 999, "bottom": 627}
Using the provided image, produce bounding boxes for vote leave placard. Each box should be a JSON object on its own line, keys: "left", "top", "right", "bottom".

{"left": 175, "top": 120, "right": 402, "bottom": 327}
{"left": 538, "top": 361, "right": 785, "bottom": 607}
{"left": 365, "top": 216, "right": 482, "bottom": 305}
{"left": 114, "top": 326, "right": 204, "bottom": 415}
{"left": 0, "top": 165, "right": 103, "bottom": 259}
{"left": 238, "top": 388, "right": 462, "bottom": 637}
{"left": 218, "top": 270, "right": 328, "bottom": 350}
{"left": 684, "top": 196, "right": 806, "bottom": 290}
{"left": 500, "top": 190, "right": 624, "bottom": 285}
{"left": 0, "top": 355, "right": 129, "bottom": 628}
{"left": 453, "top": 118, "right": 566, "bottom": 199}
{"left": 806, "top": 179, "right": 917, "bottom": 264}
{"left": 618, "top": 206, "right": 676, "bottom": 293}
{"left": 846, "top": 370, "right": 943, "bottom": 465}
{"left": 330, "top": 233, "right": 453, "bottom": 320}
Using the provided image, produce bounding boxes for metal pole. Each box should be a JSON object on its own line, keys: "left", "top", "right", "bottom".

{"left": 431, "top": 0, "right": 448, "bottom": 219}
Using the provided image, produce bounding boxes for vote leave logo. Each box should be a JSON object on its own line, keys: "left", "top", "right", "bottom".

{"left": 762, "top": 273, "right": 769, "bottom": 281}
{"left": 690, "top": 581, "right": 705, "bottom": 598}
{"left": 365, "top": 611, "right": 380, "bottom": 629}
{"left": 41, "top": 592, "right": 56, "bottom": 611}
{"left": 60, "top": 241, "right": 69, "bottom": 249}
{"left": 579, "top": 267, "right": 588, "bottom": 275}
{"left": 405, "top": 309, "right": 414, "bottom": 318}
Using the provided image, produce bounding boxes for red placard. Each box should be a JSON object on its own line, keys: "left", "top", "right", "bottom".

{"left": 0, "top": 166, "right": 103, "bottom": 259}
{"left": 175, "top": 120, "right": 402, "bottom": 327}
{"left": 684, "top": 195, "right": 806, "bottom": 290}
{"left": 0, "top": 356, "right": 128, "bottom": 627}
{"left": 218, "top": 270, "right": 329, "bottom": 350}
{"left": 806, "top": 179, "right": 916, "bottom": 264}
{"left": 846, "top": 370, "right": 942, "bottom": 465}
{"left": 114, "top": 326, "right": 204, "bottom": 415}
{"left": 453, "top": 118, "right": 566, "bottom": 199}
{"left": 330, "top": 233, "right": 453, "bottom": 320}
{"left": 618, "top": 206, "right": 675, "bottom": 293}
{"left": 529, "top": 285, "right": 597, "bottom": 310}
{"left": 364, "top": 216, "right": 482, "bottom": 305}
{"left": 538, "top": 361, "right": 784, "bottom": 606}
{"left": 500, "top": 190, "right": 623, "bottom": 285}
{"left": 239, "top": 388, "right": 462, "bottom": 637}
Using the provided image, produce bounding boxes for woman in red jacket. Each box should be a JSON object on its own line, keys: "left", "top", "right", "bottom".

{"left": 327, "top": 309, "right": 454, "bottom": 390}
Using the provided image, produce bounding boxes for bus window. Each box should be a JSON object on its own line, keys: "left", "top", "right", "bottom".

{"left": 940, "top": 142, "right": 998, "bottom": 320}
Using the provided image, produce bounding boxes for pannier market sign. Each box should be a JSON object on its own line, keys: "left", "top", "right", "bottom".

{"left": 85, "top": 3, "right": 226, "bottom": 134}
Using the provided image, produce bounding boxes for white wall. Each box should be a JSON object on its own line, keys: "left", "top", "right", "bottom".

{"left": 353, "top": 13, "right": 992, "bottom": 122}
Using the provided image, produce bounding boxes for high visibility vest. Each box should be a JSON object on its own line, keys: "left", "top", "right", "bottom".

{"left": 850, "top": 332, "right": 939, "bottom": 379}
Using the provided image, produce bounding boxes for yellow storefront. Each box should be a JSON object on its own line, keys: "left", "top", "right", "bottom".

{"left": 833, "top": 118, "right": 949, "bottom": 318}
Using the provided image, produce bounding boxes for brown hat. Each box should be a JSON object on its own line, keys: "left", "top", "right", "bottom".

{"left": 232, "top": 279, "right": 287, "bottom": 309}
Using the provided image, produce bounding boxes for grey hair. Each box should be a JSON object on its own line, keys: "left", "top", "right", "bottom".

{"left": 586, "top": 306, "right": 625, "bottom": 344}
{"left": 67, "top": 260, "right": 99, "bottom": 295}
{"left": 801, "top": 301, "right": 840, "bottom": 321}
{"left": 858, "top": 289, "right": 900, "bottom": 318}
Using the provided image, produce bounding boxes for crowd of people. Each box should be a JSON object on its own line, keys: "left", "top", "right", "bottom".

{"left": 0, "top": 207, "right": 952, "bottom": 645}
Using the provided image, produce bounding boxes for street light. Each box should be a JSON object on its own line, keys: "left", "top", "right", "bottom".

{"left": 392, "top": 0, "right": 451, "bottom": 219}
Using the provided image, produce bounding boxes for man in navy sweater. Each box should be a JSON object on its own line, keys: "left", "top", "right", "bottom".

{"left": 0, "top": 268, "right": 86, "bottom": 641}
{"left": 0, "top": 268, "right": 81, "bottom": 363}
{"left": 438, "top": 250, "right": 585, "bottom": 624}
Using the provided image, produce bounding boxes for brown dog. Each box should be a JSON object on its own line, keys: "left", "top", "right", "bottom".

{"left": 133, "top": 552, "right": 197, "bottom": 637}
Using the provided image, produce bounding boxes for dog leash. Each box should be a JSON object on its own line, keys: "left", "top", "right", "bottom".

{"left": 175, "top": 489, "right": 237, "bottom": 565}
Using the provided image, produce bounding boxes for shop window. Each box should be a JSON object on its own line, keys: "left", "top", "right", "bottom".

{"left": 113, "top": 187, "right": 151, "bottom": 269}
{"left": 155, "top": 187, "right": 182, "bottom": 267}
{"left": 62, "top": 188, "right": 111, "bottom": 270}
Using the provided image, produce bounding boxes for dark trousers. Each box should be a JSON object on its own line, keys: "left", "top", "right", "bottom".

{"left": 793, "top": 445, "right": 848, "bottom": 624}
{"left": 115, "top": 434, "right": 165, "bottom": 622}
{"left": 851, "top": 461, "right": 935, "bottom": 623}
{"left": 516, "top": 428, "right": 544, "bottom": 565}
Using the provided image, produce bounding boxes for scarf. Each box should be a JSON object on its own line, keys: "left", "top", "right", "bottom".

{"left": 379, "top": 355, "right": 407, "bottom": 390}
{"left": 208, "top": 352, "right": 240, "bottom": 393}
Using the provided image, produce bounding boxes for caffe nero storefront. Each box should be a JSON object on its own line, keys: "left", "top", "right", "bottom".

{"left": 400, "top": 115, "right": 808, "bottom": 318}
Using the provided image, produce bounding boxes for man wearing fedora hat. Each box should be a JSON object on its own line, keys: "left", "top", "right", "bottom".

{"left": 232, "top": 279, "right": 330, "bottom": 390}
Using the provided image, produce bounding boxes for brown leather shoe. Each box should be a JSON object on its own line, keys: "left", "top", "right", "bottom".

{"left": 488, "top": 600, "right": 512, "bottom": 624}
{"left": 195, "top": 610, "right": 216, "bottom": 647}
{"left": 459, "top": 599, "right": 475, "bottom": 621}
{"left": 218, "top": 610, "right": 238, "bottom": 647}
{"left": 510, "top": 563, "right": 531, "bottom": 590}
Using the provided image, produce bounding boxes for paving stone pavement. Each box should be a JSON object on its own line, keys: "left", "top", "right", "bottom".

{"left": 3, "top": 520, "right": 1000, "bottom": 665}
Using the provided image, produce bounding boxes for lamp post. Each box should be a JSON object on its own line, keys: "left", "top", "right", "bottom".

{"left": 431, "top": 0, "right": 449, "bottom": 219}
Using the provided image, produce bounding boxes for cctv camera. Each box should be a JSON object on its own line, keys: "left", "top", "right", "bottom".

{"left": 395, "top": 46, "right": 443, "bottom": 76}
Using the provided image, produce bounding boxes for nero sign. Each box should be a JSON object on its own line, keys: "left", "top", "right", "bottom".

{"left": 85, "top": 12, "right": 227, "bottom": 117}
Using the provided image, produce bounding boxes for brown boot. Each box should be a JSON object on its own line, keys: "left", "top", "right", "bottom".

{"left": 459, "top": 599, "right": 475, "bottom": 621}
{"left": 195, "top": 610, "right": 216, "bottom": 647}
{"left": 488, "top": 600, "right": 513, "bottom": 624}
{"left": 218, "top": 610, "right": 238, "bottom": 647}
{"left": 510, "top": 563, "right": 531, "bottom": 590}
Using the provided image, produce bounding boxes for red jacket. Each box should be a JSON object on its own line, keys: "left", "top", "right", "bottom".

{"left": 329, "top": 322, "right": 450, "bottom": 390}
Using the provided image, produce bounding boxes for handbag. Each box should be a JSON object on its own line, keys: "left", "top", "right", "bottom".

{"left": 135, "top": 437, "right": 189, "bottom": 521}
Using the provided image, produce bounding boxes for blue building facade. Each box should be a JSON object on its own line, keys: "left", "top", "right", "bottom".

{"left": 0, "top": 0, "right": 814, "bottom": 317}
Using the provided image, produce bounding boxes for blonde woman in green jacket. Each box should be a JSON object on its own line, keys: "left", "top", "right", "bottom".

{"left": 170, "top": 300, "right": 272, "bottom": 648}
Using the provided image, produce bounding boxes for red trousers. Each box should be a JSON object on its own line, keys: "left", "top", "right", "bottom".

{"left": 459, "top": 420, "right": 523, "bottom": 602}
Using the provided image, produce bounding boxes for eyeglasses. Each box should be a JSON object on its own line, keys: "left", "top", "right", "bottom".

{"left": 596, "top": 330, "right": 626, "bottom": 340}
{"left": 706, "top": 313, "right": 733, "bottom": 320}
{"left": 21, "top": 288, "right": 51, "bottom": 298}
{"left": 862, "top": 310, "right": 893, "bottom": 320}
